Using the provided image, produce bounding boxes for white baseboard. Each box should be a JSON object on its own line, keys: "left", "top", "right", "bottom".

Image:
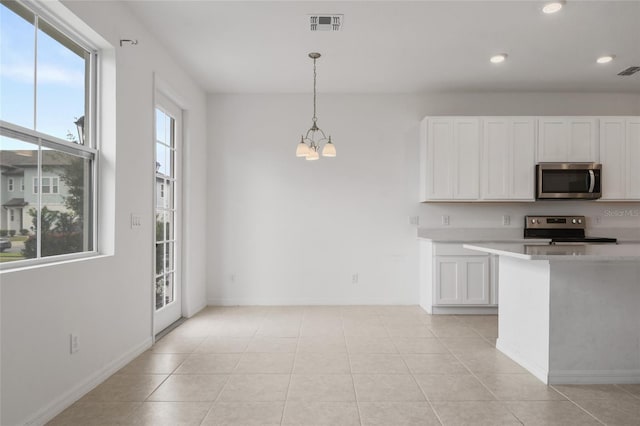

{"left": 184, "top": 301, "right": 207, "bottom": 318}
{"left": 207, "top": 298, "right": 416, "bottom": 306}
{"left": 419, "top": 302, "right": 433, "bottom": 314}
{"left": 496, "top": 338, "right": 549, "bottom": 384}
{"left": 432, "top": 306, "right": 498, "bottom": 315}
{"left": 548, "top": 369, "right": 640, "bottom": 385}
{"left": 25, "top": 337, "right": 153, "bottom": 426}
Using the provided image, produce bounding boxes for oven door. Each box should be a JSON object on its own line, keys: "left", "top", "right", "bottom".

{"left": 536, "top": 163, "right": 602, "bottom": 199}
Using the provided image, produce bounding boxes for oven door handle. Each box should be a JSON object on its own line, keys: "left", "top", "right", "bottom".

{"left": 588, "top": 170, "right": 596, "bottom": 193}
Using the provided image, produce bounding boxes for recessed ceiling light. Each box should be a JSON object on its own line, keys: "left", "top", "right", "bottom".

{"left": 490, "top": 54, "right": 507, "bottom": 64}
{"left": 596, "top": 55, "right": 615, "bottom": 64}
{"left": 542, "top": 1, "right": 565, "bottom": 14}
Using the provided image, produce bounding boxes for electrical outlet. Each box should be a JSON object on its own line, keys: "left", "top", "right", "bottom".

{"left": 230, "top": 274, "right": 236, "bottom": 283}
{"left": 352, "top": 273, "right": 359, "bottom": 284}
{"left": 441, "top": 215, "right": 450, "bottom": 226}
{"left": 408, "top": 216, "right": 420, "bottom": 226}
{"left": 595, "top": 216, "right": 602, "bottom": 225}
{"left": 70, "top": 333, "right": 80, "bottom": 354}
{"left": 503, "top": 215, "right": 511, "bottom": 226}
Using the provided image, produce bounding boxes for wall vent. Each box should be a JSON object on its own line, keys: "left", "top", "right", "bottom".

{"left": 617, "top": 66, "right": 640, "bottom": 76}
{"left": 309, "top": 15, "right": 343, "bottom": 31}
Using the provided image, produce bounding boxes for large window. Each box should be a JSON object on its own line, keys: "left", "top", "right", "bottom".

{"left": 0, "top": 1, "right": 96, "bottom": 266}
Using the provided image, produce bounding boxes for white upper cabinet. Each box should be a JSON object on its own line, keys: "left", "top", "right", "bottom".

{"left": 599, "top": 117, "right": 640, "bottom": 201}
{"left": 421, "top": 116, "right": 638, "bottom": 202}
{"left": 454, "top": 118, "right": 481, "bottom": 200}
{"left": 537, "top": 117, "right": 598, "bottom": 162}
{"left": 420, "top": 117, "right": 480, "bottom": 201}
{"left": 482, "top": 117, "right": 535, "bottom": 201}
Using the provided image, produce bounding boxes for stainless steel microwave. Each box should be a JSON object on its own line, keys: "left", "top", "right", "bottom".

{"left": 536, "top": 163, "right": 602, "bottom": 200}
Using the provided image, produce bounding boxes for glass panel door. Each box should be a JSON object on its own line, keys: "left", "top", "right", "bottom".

{"left": 154, "top": 94, "right": 181, "bottom": 334}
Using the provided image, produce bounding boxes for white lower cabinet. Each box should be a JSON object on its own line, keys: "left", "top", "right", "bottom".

{"left": 435, "top": 256, "right": 489, "bottom": 305}
{"left": 420, "top": 241, "right": 497, "bottom": 314}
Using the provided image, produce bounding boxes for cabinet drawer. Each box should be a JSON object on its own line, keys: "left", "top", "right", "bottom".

{"left": 434, "top": 243, "right": 489, "bottom": 256}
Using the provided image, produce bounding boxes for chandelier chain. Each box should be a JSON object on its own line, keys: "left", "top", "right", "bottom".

{"left": 312, "top": 56, "right": 317, "bottom": 122}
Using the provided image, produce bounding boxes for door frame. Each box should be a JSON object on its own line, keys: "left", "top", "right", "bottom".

{"left": 152, "top": 81, "right": 184, "bottom": 337}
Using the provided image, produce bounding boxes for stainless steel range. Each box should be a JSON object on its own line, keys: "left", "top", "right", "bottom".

{"left": 524, "top": 215, "right": 617, "bottom": 244}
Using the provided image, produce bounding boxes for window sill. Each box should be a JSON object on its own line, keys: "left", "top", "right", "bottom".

{"left": 0, "top": 251, "right": 111, "bottom": 274}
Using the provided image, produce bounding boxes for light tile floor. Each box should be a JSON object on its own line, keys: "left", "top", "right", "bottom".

{"left": 48, "top": 306, "right": 640, "bottom": 425}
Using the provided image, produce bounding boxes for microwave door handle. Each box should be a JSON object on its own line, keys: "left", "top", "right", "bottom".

{"left": 588, "top": 170, "right": 596, "bottom": 193}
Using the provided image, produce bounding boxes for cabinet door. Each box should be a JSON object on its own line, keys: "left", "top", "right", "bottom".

{"left": 426, "top": 119, "right": 454, "bottom": 200}
{"left": 435, "top": 257, "right": 462, "bottom": 305}
{"left": 538, "top": 118, "right": 568, "bottom": 162}
{"left": 482, "top": 118, "right": 535, "bottom": 201}
{"left": 461, "top": 256, "right": 490, "bottom": 305}
{"left": 568, "top": 118, "right": 598, "bottom": 161}
{"left": 435, "top": 256, "right": 490, "bottom": 306}
{"left": 538, "top": 118, "right": 597, "bottom": 162}
{"left": 511, "top": 118, "right": 536, "bottom": 200}
{"left": 482, "top": 118, "right": 510, "bottom": 199}
{"left": 453, "top": 118, "right": 480, "bottom": 200}
{"left": 626, "top": 118, "right": 640, "bottom": 200}
{"left": 599, "top": 119, "right": 626, "bottom": 200}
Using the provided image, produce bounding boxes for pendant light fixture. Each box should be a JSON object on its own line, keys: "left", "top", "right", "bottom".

{"left": 296, "top": 52, "right": 336, "bottom": 160}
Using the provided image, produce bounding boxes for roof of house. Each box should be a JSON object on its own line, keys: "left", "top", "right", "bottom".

{"left": 2, "top": 198, "right": 28, "bottom": 207}
{"left": 0, "top": 150, "right": 72, "bottom": 172}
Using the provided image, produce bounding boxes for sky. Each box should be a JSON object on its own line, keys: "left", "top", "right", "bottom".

{"left": 0, "top": 3, "right": 85, "bottom": 150}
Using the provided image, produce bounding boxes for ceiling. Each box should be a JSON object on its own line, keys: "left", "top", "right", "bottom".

{"left": 124, "top": 1, "right": 640, "bottom": 94}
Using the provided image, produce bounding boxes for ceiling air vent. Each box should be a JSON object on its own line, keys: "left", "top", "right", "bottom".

{"left": 309, "top": 15, "right": 343, "bottom": 31}
{"left": 617, "top": 66, "right": 640, "bottom": 76}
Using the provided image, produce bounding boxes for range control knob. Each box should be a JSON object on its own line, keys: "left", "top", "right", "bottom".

{"left": 531, "top": 219, "right": 537, "bottom": 224}
{"left": 578, "top": 219, "right": 582, "bottom": 224}
{"left": 572, "top": 219, "right": 577, "bottom": 224}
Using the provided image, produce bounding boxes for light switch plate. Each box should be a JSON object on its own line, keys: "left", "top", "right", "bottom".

{"left": 130, "top": 213, "right": 142, "bottom": 229}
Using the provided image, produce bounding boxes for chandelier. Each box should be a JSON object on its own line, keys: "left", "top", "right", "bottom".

{"left": 296, "top": 52, "right": 336, "bottom": 160}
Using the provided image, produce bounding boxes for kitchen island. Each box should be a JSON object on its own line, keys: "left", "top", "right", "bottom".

{"left": 464, "top": 242, "right": 640, "bottom": 385}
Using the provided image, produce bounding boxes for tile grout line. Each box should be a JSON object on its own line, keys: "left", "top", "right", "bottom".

{"left": 437, "top": 316, "right": 608, "bottom": 426}
{"left": 389, "top": 318, "right": 445, "bottom": 426}
{"left": 342, "top": 307, "right": 364, "bottom": 426}
{"left": 198, "top": 311, "right": 258, "bottom": 426}
{"left": 429, "top": 318, "right": 526, "bottom": 426}
{"left": 280, "top": 308, "right": 303, "bottom": 426}
{"left": 547, "top": 386, "right": 609, "bottom": 426}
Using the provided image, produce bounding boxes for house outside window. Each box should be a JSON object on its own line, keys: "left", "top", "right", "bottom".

{"left": 0, "top": 1, "right": 98, "bottom": 266}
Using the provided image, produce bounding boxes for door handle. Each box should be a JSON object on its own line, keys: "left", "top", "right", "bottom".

{"left": 588, "top": 170, "right": 596, "bottom": 193}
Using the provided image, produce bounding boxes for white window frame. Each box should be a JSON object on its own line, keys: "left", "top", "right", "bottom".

{"left": 0, "top": 0, "right": 99, "bottom": 270}
{"left": 10, "top": 209, "right": 15, "bottom": 221}
{"left": 42, "top": 177, "right": 51, "bottom": 194}
{"left": 8, "top": 178, "right": 14, "bottom": 192}
{"left": 20, "top": 177, "right": 24, "bottom": 192}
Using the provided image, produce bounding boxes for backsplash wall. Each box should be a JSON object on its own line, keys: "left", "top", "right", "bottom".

{"left": 417, "top": 201, "right": 640, "bottom": 230}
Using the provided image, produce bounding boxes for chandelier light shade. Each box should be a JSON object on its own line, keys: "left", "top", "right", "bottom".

{"left": 296, "top": 52, "right": 335, "bottom": 160}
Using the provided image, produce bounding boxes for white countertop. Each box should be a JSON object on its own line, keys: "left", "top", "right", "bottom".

{"left": 418, "top": 227, "right": 640, "bottom": 243}
{"left": 463, "top": 242, "right": 640, "bottom": 261}
{"left": 418, "top": 228, "right": 547, "bottom": 243}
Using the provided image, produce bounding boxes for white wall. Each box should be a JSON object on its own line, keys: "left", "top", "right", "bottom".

{"left": 206, "top": 92, "right": 640, "bottom": 306}
{"left": 0, "top": 1, "right": 208, "bottom": 425}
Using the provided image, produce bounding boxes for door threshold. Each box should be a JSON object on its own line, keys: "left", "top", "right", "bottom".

{"left": 155, "top": 317, "right": 186, "bottom": 342}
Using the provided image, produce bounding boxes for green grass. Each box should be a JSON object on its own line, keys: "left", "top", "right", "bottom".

{"left": 0, "top": 252, "right": 25, "bottom": 263}
{"left": 10, "top": 236, "right": 28, "bottom": 242}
